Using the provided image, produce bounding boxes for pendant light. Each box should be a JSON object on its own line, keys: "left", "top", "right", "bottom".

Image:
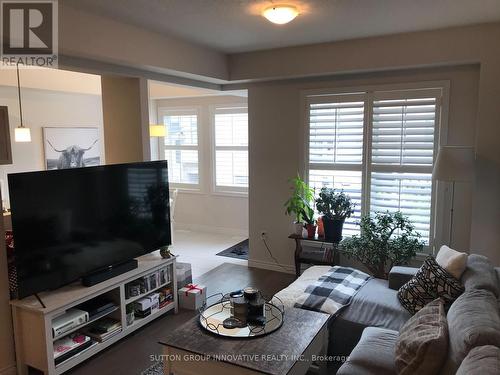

{"left": 14, "top": 63, "right": 31, "bottom": 143}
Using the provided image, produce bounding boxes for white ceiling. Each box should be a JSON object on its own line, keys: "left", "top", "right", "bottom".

{"left": 65, "top": 0, "right": 500, "bottom": 53}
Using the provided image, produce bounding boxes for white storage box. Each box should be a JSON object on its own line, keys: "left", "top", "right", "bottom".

{"left": 149, "top": 293, "right": 160, "bottom": 312}
{"left": 178, "top": 284, "right": 207, "bottom": 310}
{"left": 135, "top": 297, "right": 152, "bottom": 311}
{"left": 176, "top": 263, "right": 192, "bottom": 290}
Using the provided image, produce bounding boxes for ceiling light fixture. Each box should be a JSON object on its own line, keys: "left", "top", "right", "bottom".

{"left": 262, "top": 4, "right": 299, "bottom": 25}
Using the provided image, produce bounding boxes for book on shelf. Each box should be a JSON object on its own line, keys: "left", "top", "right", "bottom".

{"left": 89, "top": 317, "right": 120, "bottom": 333}
{"left": 53, "top": 333, "right": 95, "bottom": 365}
{"left": 81, "top": 317, "right": 122, "bottom": 342}
{"left": 82, "top": 326, "right": 122, "bottom": 342}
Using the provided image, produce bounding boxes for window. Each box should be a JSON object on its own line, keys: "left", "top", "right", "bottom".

{"left": 308, "top": 96, "right": 365, "bottom": 236}
{"left": 162, "top": 108, "right": 199, "bottom": 187}
{"left": 213, "top": 106, "right": 248, "bottom": 192}
{"left": 307, "top": 88, "right": 442, "bottom": 246}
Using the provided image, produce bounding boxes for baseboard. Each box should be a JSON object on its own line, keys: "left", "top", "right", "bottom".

{"left": 175, "top": 222, "right": 248, "bottom": 238}
{"left": 0, "top": 364, "right": 16, "bottom": 375}
{"left": 248, "top": 259, "right": 295, "bottom": 274}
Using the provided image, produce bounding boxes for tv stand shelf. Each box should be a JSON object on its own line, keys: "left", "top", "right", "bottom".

{"left": 10, "top": 251, "right": 178, "bottom": 375}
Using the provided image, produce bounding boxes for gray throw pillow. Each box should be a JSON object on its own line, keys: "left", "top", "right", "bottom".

{"left": 456, "top": 345, "right": 500, "bottom": 375}
{"left": 395, "top": 298, "right": 449, "bottom": 375}
{"left": 461, "top": 254, "right": 500, "bottom": 297}
{"left": 443, "top": 289, "right": 500, "bottom": 373}
{"left": 397, "top": 256, "right": 464, "bottom": 314}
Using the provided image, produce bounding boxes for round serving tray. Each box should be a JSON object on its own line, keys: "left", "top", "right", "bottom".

{"left": 199, "top": 296, "right": 284, "bottom": 338}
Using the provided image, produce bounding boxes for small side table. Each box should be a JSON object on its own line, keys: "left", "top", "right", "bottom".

{"left": 289, "top": 234, "right": 340, "bottom": 278}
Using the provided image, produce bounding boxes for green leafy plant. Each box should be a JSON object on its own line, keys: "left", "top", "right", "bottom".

{"left": 126, "top": 304, "right": 134, "bottom": 314}
{"left": 315, "top": 187, "right": 355, "bottom": 220}
{"left": 341, "top": 211, "right": 424, "bottom": 279}
{"left": 301, "top": 205, "right": 315, "bottom": 225}
{"left": 284, "top": 174, "right": 315, "bottom": 223}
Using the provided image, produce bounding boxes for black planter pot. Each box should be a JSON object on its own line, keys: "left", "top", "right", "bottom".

{"left": 322, "top": 217, "right": 345, "bottom": 242}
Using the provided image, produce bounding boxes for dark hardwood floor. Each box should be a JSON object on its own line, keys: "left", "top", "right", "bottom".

{"left": 64, "top": 263, "right": 295, "bottom": 375}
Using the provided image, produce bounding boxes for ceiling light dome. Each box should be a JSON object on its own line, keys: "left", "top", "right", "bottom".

{"left": 263, "top": 5, "right": 299, "bottom": 25}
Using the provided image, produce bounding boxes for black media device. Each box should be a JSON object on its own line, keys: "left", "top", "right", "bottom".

{"left": 8, "top": 161, "right": 171, "bottom": 299}
{"left": 81, "top": 259, "right": 138, "bottom": 287}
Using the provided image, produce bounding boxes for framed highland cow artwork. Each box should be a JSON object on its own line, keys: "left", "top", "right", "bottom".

{"left": 43, "top": 127, "right": 101, "bottom": 170}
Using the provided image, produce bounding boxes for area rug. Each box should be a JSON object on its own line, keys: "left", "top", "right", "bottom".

{"left": 141, "top": 361, "right": 163, "bottom": 375}
{"left": 216, "top": 239, "right": 249, "bottom": 260}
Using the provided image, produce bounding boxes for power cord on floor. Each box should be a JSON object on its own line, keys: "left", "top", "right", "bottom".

{"left": 261, "top": 237, "right": 292, "bottom": 273}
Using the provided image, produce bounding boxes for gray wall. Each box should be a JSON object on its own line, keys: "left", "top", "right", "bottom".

{"left": 230, "top": 23, "right": 500, "bottom": 267}
{"left": 248, "top": 65, "right": 480, "bottom": 272}
{"left": 101, "top": 76, "right": 150, "bottom": 164}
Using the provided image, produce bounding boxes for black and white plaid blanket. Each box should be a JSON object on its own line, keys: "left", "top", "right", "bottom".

{"left": 294, "top": 266, "right": 371, "bottom": 315}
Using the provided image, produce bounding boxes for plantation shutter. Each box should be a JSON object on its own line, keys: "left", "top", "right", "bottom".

{"left": 308, "top": 95, "right": 365, "bottom": 236}
{"left": 162, "top": 108, "right": 200, "bottom": 186}
{"left": 214, "top": 106, "right": 248, "bottom": 191}
{"left": 370, "top": 91, "right": 440, "bottom": 243}
{"left": 308, "top": 99, "right": 365, "bottom": 165}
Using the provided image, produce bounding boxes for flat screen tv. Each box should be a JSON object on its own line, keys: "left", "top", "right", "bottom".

{"left": 8, "top": 161, "right": 171, "bottom": 299}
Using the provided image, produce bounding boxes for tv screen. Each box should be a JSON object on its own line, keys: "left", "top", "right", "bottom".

{"left": 8, "top": 161, "right": 171, "bottom": 298}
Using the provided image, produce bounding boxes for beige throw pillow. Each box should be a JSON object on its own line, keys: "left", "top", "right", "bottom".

{"left": 395, "top": 298, "right": 449, "bottom": 375}
{"left": 436, "top": 245, "right": 468, "bottom": 279}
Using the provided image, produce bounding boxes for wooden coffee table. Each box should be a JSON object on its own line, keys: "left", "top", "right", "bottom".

{"left": 159, "top": 307, "right": 330, "bottom": 375}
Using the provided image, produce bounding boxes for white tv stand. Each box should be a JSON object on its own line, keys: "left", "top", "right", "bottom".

{"left": 10, "top": 252, "right": 178, "bottom": 375}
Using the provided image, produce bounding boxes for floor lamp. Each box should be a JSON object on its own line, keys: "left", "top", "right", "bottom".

{"left": 432, "top": 146, "right": 475, "bottom": 246}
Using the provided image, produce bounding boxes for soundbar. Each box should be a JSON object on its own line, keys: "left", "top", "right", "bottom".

{"left": 82, "top": 259, "right": 138, "bottom": 287}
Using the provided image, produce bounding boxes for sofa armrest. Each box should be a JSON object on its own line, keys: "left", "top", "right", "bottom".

{"left": 388, "top": 266, "right": 419, "bottom": 290}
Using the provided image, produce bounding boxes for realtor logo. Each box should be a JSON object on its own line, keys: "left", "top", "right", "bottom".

{"left": 1, "top": 0, "right": 58, "bottom": 67}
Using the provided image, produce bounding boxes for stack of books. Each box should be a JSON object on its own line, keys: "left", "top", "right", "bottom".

{"left": 53, "top": 333, "right": 96, "bottom": 366}
{"left": 82, "top": 318, "right": 122, "bottom": 343}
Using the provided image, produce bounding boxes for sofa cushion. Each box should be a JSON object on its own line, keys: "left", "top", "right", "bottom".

{"left": 389, "top": 266, "right": 418, "bottom": 290}
{"left": 395, "top": 298, "right": 449, "bottom": 375}
{"left": 336, "top": 327, "right": 398, "bottom": 375}
{"left": 461, "top": 254, "right": 499, "bottom": 297}
{"left": 456, "top": 346, "right": 500, "bottom": 375}
{"left": 397, "top": 256, "right": 464, "bottom": 314}
{"left": 330, "top": 278, "right": 411, "bottom": 366}
{"left": 436, "top": 245, "right": 468, "bottom": 279}
{"left": 340, "top": 277, "right": 411, "bottom": 331}
{"left": 443, "top": 289, "right": 500, "bottom": 373}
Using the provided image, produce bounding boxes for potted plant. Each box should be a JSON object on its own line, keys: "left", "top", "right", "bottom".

{"left": 126, "top": 304, "right": 135, "bottom": 326}
{"left": 301, "top": 205, "right": 316, "bottom": 238}
{"left": 315, "top": 187, "right": 354, "bottom": 242}
{"left": 284, "top": 175, "right": 315, "bottom": 235}
{"left": 341, "top": 211, "right": 424, "bottom": 279}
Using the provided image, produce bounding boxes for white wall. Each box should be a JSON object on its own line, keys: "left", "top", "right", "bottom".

{"left": 153, "top": 95, "right": 248, "bottom": 235}
{"left": 230, "top": 23, "right": 500, "bottom": 266}
{"left": 247, "top": 65, "right": 480, "bottom": 272}
{"left": 0, "top": 86, "right": 103, "bottom": 207}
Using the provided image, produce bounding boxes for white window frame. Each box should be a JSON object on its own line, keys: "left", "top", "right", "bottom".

{"left": 302, "top": 82, "right": 450, "bottom": 253}
{"left": 210, "top": 104, "right": 249, "bottom": 195}
{"left": 158, "top": 106, "right": 202, "bottom": 192}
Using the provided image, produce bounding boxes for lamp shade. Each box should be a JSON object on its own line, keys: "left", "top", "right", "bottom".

{"left": 14, "top": 126, "right": 31, "bottom": 142}
{"left": 432, "top": 146, "right": 475, "bottom": 182}
{"left": 149, "top": 124, "right": 166, "bottom": 137}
